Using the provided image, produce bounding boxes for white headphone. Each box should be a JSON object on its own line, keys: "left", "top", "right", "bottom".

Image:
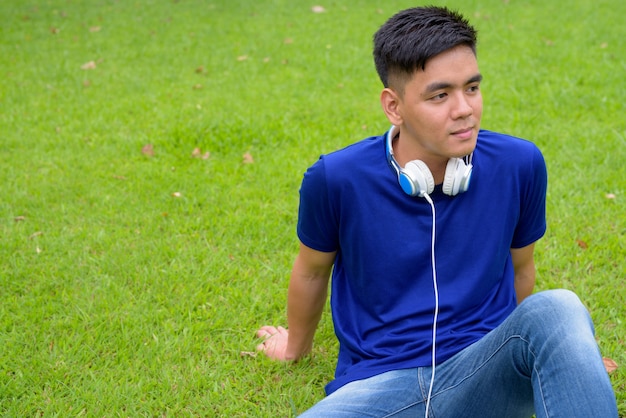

{"left": 386, "top": 126, "right": 473, "bottom": 197}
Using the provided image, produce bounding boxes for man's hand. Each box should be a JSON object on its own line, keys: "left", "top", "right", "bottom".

{"left": 255, "top": 243, "right": 334, "bottom": 363}
{"left": 256, "top": 325, "right": 291, "bottom": 361}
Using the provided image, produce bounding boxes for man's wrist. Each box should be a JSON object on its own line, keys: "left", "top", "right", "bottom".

{"left": 285, "top": 343, "right": 311, "bottom": 361}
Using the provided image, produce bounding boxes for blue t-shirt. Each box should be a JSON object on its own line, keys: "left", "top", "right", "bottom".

{"left": 297, "top": 129, "right": 547, "bottom": 395}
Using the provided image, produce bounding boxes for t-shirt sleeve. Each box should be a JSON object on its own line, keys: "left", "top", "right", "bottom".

{"left": 511, "top": 144, "right": 548, "bottom": 248}
{"left": 296, "top": 156, "right": 340, "bottom": 252}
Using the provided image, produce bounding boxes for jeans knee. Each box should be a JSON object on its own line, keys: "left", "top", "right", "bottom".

{"left": 522, "top": 289, "right": 593, "bottom": 335}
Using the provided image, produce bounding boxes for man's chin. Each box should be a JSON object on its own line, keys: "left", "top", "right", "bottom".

{"left": 453, "top": 141, "right": 477, "bottom": 159}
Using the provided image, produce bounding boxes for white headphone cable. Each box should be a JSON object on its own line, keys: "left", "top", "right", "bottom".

{"left": 422, "top": 193, "right": 439, "bottom": 418}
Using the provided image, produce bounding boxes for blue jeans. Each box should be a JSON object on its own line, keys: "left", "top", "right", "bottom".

{"left": 299, "top": 290, "right": 618, "bottom": 417}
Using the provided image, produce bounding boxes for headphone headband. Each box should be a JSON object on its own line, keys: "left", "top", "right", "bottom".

{"left": 385, "top": 126, "right": 473, "bottom": 197}
{"left": 385, "top": 126, "right": 402, "bottom": 176}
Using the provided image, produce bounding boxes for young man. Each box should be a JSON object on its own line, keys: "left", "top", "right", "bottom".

{"left": 256, "top": 6, "right": 617, "bottom": 417}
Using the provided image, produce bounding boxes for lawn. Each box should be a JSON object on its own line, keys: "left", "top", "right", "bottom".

{"left": 1, "top": 0, "right": 624, "bottom": 416}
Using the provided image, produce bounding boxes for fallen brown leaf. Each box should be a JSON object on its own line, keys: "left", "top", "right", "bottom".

{"left": 14, "top": 216, "right": 26, "bottom": 222}
{"left": 29, "top": 231, "right": 43, "bottom": 239}
{"left": 576, "top": 239, "right": 588, "bottom": 250}
{"left": 242, "top": 152, "right": 254, "bottom": 164}
{"left": 141, "top": 144, "right": 154, "bottom": 157}
{"left": 603, "top": 357, "right": 618, "bottom": 373}
{"left": 80, "top": 61, "right": 97, "bottom": 70}
{"left": 191, "top": 147, "right": 210, "bottom": 159}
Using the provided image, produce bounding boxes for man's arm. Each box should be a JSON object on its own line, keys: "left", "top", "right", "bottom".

{"left": 256, "top": 242, "right": 335, "bottom": 361}
{"left": 511, "top": 243, "right": 537, "bottom": 304}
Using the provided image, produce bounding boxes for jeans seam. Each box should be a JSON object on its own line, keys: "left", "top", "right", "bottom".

{"left": 534, "top": 361, "right": 549, "bottom": 418}
{"left": 431, "top": 333, "right": 549, "bottom": 416}
{"left": 432, "top": 334, "right": 535, "bottom": 400}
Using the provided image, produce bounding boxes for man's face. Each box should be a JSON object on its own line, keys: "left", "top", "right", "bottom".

{"left": 394, "top": 45, "right": 483, "bottom": 163}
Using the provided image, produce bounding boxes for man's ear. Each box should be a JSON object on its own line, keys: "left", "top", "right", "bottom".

{"left": 380, "top": 88, "right": 403, "bottom": 126}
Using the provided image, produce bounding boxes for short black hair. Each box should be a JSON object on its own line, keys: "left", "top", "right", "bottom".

{"left": 373, "top": 6, "right": 477, "bottom": 89}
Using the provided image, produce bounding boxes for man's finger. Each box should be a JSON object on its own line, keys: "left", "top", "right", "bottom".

{"left": 256, "top": 325, "right": 279, "bottom": 338}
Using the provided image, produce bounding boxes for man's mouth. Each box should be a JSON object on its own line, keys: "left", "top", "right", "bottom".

{"left": 451, "top": 127, "right": 474, "bottom": 140}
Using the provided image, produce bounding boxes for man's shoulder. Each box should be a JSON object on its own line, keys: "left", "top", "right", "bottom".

{"left": 325, "top": 134, "right": 384, "bottom": 159}
{"left": 477, "top": 129, "right": 540, "bottom": 151}
{"left": 476, "top": 130, "right": 543, "bottom": 163}
{"left": 310, "top": 133, "right": 386, "bottom": 173}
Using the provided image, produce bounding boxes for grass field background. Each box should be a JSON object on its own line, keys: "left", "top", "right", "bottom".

{"left": 1, "top": 0, "right": 624, "bottom": 416}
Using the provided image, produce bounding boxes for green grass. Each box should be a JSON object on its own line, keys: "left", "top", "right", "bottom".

{"left": 1, "top": 0, "right": 624, "bottom": 416}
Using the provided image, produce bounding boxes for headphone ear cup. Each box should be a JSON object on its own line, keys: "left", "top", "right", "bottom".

{"left": 442, "top": 158, "right": 473, "bottom": 196}
{"left": 400, "top": 160, "right": 435, "bottom": 197}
